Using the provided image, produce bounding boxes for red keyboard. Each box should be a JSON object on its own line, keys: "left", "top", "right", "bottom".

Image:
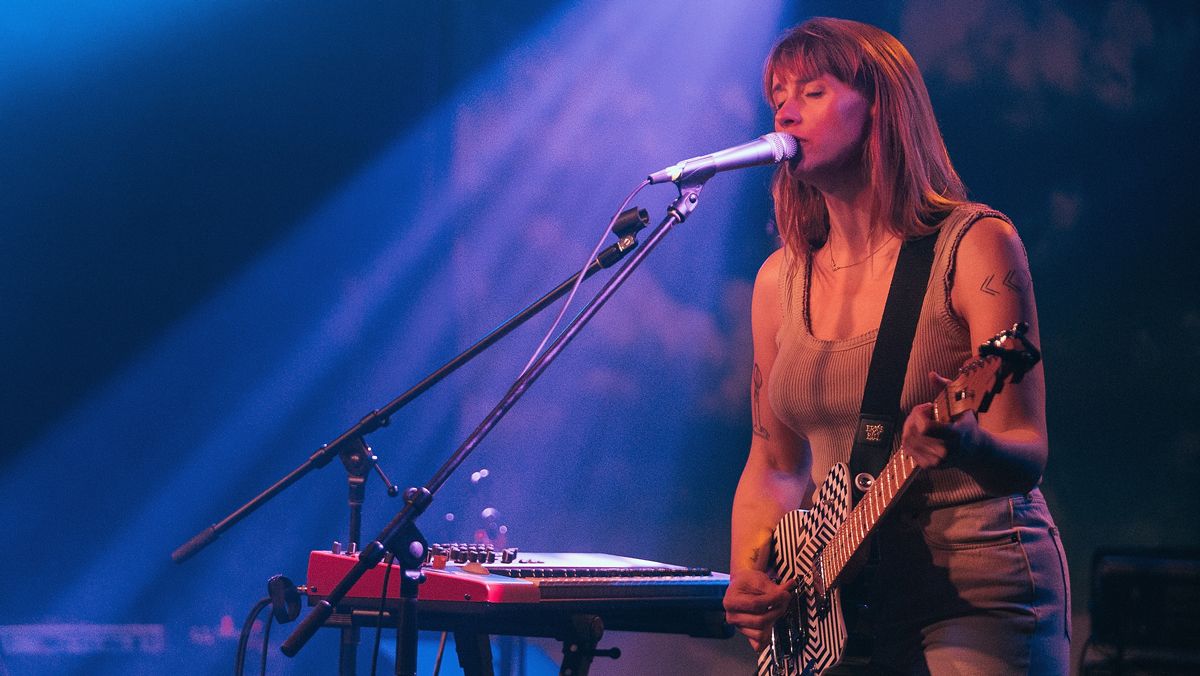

{"left": 306, "top": 549, "right": 729, "bottom": 606}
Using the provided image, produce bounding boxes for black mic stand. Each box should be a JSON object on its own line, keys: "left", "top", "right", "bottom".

{"left": 169, "top": 207, "right": 650, "bottom": 566}
{"left": 335, "top": 438, "right": 400, "bottom": 675}
{"left": 280, "top": 174, "right": 714, "bottom": 675}
{"left": 172, "top": 207, "right": 648, "bottom": 676}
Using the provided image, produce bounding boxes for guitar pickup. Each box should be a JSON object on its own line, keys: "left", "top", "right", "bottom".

{"left": 811, "top": 552, "right": 829, "bottom": 610}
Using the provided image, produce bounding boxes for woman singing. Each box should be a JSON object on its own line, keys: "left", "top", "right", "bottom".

{"left": 723, "top": 17, "right": 1070, "bottom": 674}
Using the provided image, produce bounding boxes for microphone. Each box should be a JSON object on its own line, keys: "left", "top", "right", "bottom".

{"left": 647, "top": 133, "right": 798, "bottom": 185}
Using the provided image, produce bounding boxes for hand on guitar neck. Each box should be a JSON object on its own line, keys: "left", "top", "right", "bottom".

{"left": 896, "top": 370, "right": 984, "bottom": 469}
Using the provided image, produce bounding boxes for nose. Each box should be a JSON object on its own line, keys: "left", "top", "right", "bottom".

{"left": 774, "top": 101, "right": 799, "bottom": 132}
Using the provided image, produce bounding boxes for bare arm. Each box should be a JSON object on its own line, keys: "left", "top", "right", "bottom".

{"left": 725, "top": 249, "right": 812, "bottom": 649}
{"left": 902, "top": 217, "right": 1048, "bottom": 491}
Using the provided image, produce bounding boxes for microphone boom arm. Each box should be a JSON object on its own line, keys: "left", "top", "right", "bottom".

{"left": 279, "top": 175, "right": 713, "bottom": 664}
{"left": 170, "top": 208, "right": 650, "bottom": 565}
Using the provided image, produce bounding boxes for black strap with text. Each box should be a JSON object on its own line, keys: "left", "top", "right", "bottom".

{"left": 848, "top": 233, "right": 937, "bottom": 501}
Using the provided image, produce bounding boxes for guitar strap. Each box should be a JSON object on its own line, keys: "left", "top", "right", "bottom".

{"left": 848, "top": 232, "right": 938, "bottom": 503}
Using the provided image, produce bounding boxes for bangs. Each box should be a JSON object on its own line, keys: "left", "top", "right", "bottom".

{"left": 763, "top": 25, "right": 869, "bottom": 101}
{"left": 764, "top": 17, "right": 966, "bottom": 254}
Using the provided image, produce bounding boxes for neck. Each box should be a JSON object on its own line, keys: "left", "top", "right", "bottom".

{"left": 823, "top": 181, "right": 877, "bottom": 254}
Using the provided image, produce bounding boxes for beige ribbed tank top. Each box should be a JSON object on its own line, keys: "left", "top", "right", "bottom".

{"left": 768, "top": 204, "right": 1026, "bottom": 509}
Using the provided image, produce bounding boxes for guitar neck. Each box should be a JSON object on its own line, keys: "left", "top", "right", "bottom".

{"left": 817, "top": 379, "right": 966, "bottom": 586}
{"left": 819, "top": 449, "right": 920, "bottom": 588}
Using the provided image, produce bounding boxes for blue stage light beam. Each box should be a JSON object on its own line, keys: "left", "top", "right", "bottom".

{"left": 1, "top": 1, "right": 787, "bottom": 671}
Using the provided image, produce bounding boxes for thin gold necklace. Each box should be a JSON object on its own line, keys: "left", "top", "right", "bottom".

{"left": 828, "top": 233, "right": 896, "bottom": 271}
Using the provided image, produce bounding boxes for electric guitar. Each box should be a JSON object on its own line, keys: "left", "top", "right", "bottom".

{"left": 756, "top": 323, "right": 1041, "bottom": 676}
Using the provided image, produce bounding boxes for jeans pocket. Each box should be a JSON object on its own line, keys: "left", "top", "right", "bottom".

{"left": 922, "top": 528, "right": 1020, "bottom": 551}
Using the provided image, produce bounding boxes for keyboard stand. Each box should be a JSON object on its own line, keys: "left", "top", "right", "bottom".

{"left": 329, "top": 609, "right": 624, "bottom": 676}
{"left": 453, "top": 630, "right": 493, "bottom": 675}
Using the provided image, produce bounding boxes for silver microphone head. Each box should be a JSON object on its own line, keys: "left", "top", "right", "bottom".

{"left": 761, "top": 132, "right": 798, "bottom": 162}
{"left": 646, "top": 132, "right": 800, "bottom": 185}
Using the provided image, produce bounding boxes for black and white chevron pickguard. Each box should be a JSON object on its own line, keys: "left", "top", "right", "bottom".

{"left": 755, "top": 463, "right": 852, "bottom": 676}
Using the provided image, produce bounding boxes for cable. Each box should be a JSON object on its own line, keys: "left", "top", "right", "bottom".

{"left": 235, "top": 596, "right": 271, "bottom": 676}
{"left": 260, "top": 613, "right": 274, "bottom": 676}
{"left": 432, "top": 631, "right": 448, "bottom": 676}
{"left": 369, "top": 552, "right": 396, "bottom": 676}
{"left": 518, "top": 179, "right": 650, "bottom": 377}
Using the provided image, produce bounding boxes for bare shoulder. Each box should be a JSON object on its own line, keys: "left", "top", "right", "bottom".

{"left": 949, "top": 215, "right": 1039, "bottom": 343}
{"left": 955, "top": 216, "right": 1028, "bottom": 270}
{"left": 752, "top": 248, "right": 789, "bottom": 310}
{"left": 752, "top": 248, "right": 789, "bottom": 325}
{"left": 755, "top": 247, "right": 788, "bottom": 286}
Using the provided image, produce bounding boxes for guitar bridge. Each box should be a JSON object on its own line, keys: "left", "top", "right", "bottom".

{"left": 768, "top": 583, "right": 808, "bottom": 674}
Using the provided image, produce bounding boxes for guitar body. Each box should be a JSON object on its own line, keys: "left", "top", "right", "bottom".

{"left": 756, "top": 463, "right": 853, "bottom": 676}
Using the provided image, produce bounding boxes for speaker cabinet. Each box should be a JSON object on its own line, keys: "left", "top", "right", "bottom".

{"left": 1082, "top": 548, "right": 1200, "bottom": 675}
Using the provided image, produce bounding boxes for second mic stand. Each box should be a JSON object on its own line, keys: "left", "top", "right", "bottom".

{"left": 281, "top": 174, "right": 714, "bottom": 675}
{"left": 336, "top": 438, "right": 399, "bottom": 675}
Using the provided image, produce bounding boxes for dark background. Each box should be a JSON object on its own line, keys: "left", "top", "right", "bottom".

{"left": 2, "top": 1, "right": 1197, "bottom": 673}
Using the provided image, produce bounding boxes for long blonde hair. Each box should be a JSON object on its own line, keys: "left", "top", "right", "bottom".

{"left": 765, "top": 18, "right": 966, "bottom": 254}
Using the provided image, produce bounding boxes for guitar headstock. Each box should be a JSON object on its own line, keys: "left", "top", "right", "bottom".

{"left": 978, "top": 322, "right": 1041, "bottom": 383}
{"left": 941, "top": 323, "right": 1041, "bottom": 419}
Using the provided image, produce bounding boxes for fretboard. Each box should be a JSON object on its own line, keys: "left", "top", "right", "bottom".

{"left": 814, "top": 349, "right": 1017, "bottom": 588}
{"left": 818, "top": 449, "right": 920, "bottom": 587}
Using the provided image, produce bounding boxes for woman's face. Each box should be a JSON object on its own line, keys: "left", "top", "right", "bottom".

{"left": 771, "top": 71, "right": 871, "bottom": 187}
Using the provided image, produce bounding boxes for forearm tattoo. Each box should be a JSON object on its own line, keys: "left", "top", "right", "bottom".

{"left": 752, "top": 363, "right": 770, "bottom": 439}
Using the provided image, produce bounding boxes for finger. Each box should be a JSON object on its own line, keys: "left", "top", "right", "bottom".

{"left": 727, "top": 595, "right": 791, "bottom": 624}
{"left": 726, "top": 613, "right": 776, "bottom": 639}
{"left": 902, "top": 442, "right": 946, "bottom": 469}
{"left": 737, "top": 626, "right": 771, "bottom": 650}
{"left": 927, "top": 369, "right": 951, "bottom": 387}
{"left": 725, "top": 593, "right": 790, "bottom": 617}
{"left": 905, "top": 404, "right": 957, "bottom": 442}
{"left": 728, "top": 589, "right": 791, "bottom": 614}
{"left": 904, "top": 403, "right": 936, "bottom": 435}
{"left": 911, "top": 401, "right": 935, "bottom": 416}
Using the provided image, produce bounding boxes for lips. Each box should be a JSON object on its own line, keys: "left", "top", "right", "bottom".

{"left": 788, "top": 139, "right": 807, "bottom": 168}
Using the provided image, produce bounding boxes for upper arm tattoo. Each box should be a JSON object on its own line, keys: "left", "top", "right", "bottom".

{"left": 978, "top": 269, "right": 1027, "bottom": 297}
{"left": 752, "top": 362, "right": 770, "bottom": 440}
